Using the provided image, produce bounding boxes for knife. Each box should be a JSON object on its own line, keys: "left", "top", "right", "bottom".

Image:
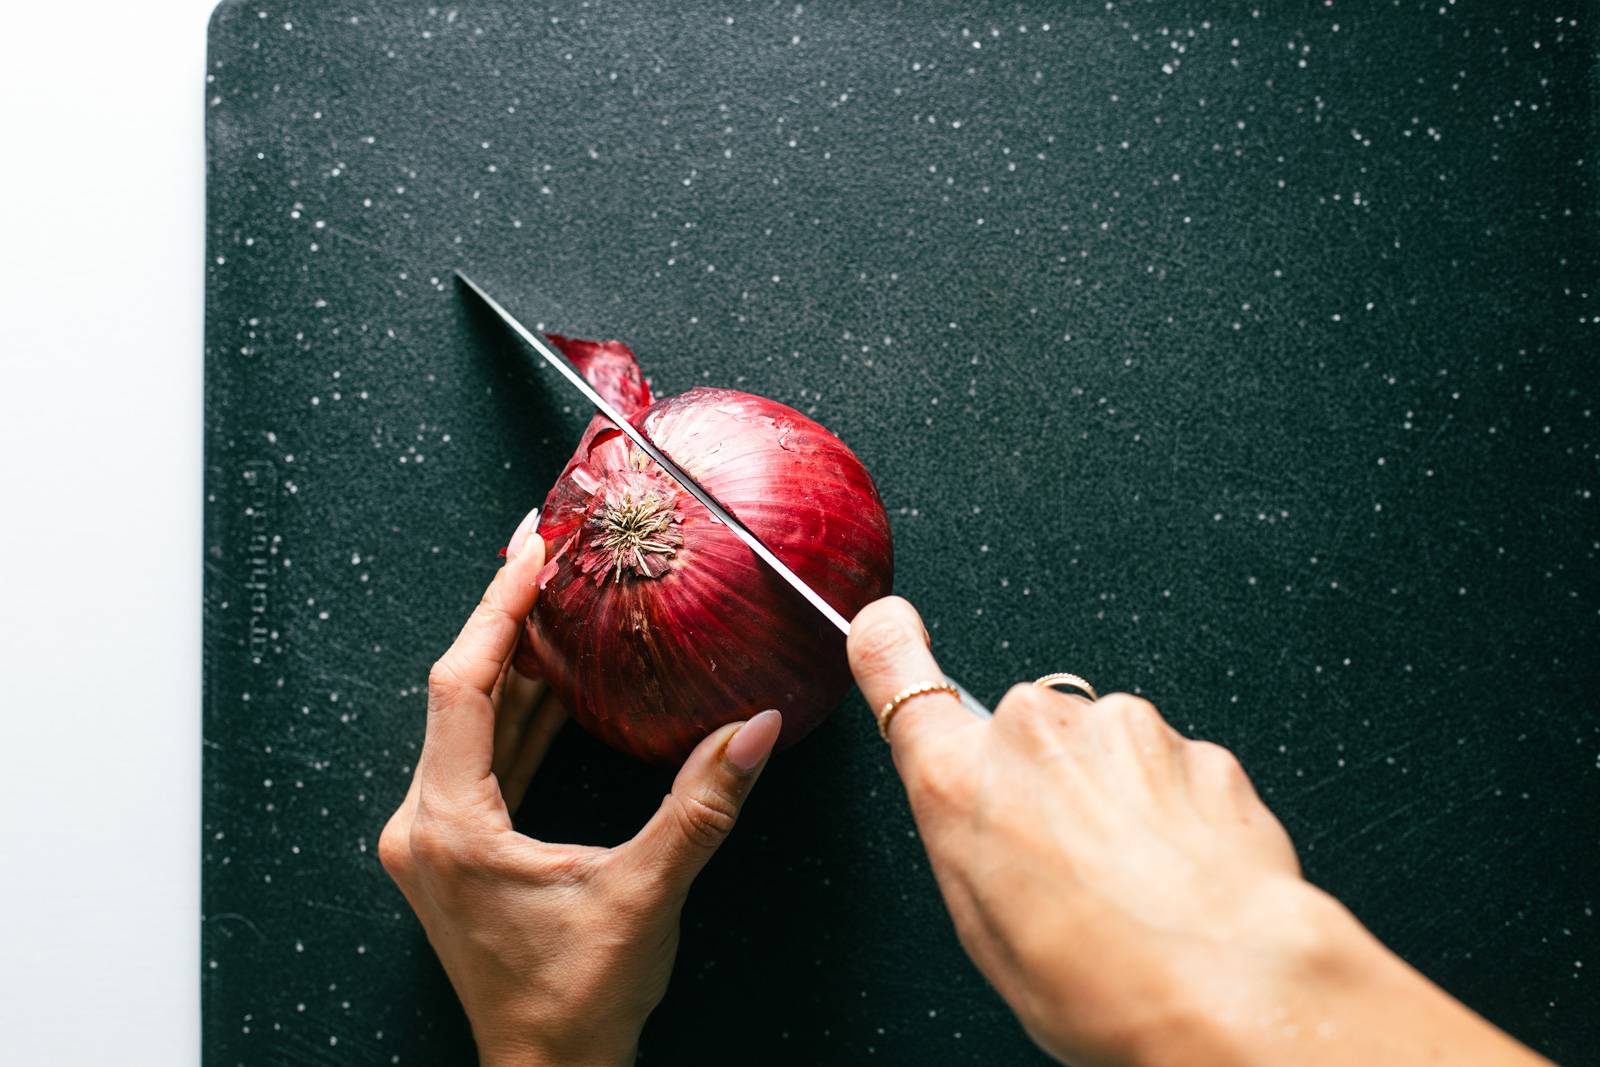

{"left": 456, "top": 270, "right": 992, "bottom": 720}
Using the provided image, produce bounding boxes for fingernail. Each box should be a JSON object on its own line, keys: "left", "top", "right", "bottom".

{"left": 725, "top": 709, "right": 782, "bottom": 773}
{"left": 505, "top": 507, "right": 540, "bottom": 562}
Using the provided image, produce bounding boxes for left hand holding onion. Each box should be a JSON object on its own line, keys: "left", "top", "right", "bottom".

{"left": 378, "top": 508, "right": 783, "bottom": 1067}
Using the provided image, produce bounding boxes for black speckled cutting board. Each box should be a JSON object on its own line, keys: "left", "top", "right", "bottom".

{"left": 203, "top": 2, "right": 1598, "bottom": 1062}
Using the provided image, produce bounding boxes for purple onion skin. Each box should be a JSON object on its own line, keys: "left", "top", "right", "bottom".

{"left": 521, "top": 341, "right": 893, "bottom": 765}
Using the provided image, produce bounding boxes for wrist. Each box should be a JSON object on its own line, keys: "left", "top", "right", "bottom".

{"left": 1131, "top": 879, "right": 1385, "bottom": 1067}
{"left": 477, "top": 1029, "right": 638, "bottom": 1067}
{"left": 480, "top": 1046, "right": 635, "bottom": 1067}
{"left": 1140, "top": 876, "right": 1535, "bottom": 1067}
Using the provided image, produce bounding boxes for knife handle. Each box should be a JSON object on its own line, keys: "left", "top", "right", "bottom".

{"left": 944, "top": 674, "right": 993, "bottom": 719}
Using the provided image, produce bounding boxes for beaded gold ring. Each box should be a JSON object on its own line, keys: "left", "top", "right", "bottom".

{"left": 877, "top": 681, "right": 961, "bottom": 740}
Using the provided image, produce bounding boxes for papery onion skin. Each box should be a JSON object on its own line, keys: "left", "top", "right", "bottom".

{"left": 519, "top": 340, "right": 893, "bottom": 765}
{"left": 543, "top": 333, "right": 653, "bottom": 416}
{"left": 509, "top": 335, "right": 652, "bottom": 679}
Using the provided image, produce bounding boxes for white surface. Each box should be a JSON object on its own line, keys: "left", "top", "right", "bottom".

{"left": 0, "top": 1, "right": 214, "bottom": 1061}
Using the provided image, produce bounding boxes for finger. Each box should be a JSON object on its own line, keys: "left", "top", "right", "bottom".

{"left": 492, "top": 672, "right": 546, "bottom": 781}
{"left": 990, "top": 683, "right": 1087, "bottom": 761}
{"left": 422, "top": 513, "right": 545, "bottom": 793}
{"left": 509, "top": 629, "right": 544, "bottom": 680}
{"left": 621, "top": 709, "right": 782, "bottom": 899}
{"left": 501, "top": 689, "right": 570, "bottom": 814}
{"left": 429, "top": 511, "right": 546, "bottom": 701}
{"left": 488, "top": 656, "right": 512, "bottom": 706}
{"left": 1084, "top": 693, "right": 1184, "bottom": 789}
{"left": 847, "top": 597, "right": 970, "bottom": 758}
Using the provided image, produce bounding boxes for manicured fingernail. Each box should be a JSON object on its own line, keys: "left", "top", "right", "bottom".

{"left": 505, "top": 507, "right": 540, "bottom": 561}
{"left": 725, "top": 709, "right": 782, "bottom": 773}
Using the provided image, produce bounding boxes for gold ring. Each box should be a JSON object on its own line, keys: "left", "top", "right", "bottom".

{"left": 877, "top": 681, "right": 960, "bottom": 740}
{"left": 1033, "top": 672, "right": 1099, "bottom": 701}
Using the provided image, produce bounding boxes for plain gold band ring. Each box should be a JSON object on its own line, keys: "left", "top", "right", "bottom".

{"left": 877, "top": 681, "right": 960, "bottom": 740}
{"left": 1033, "top": 672, "right": 1099, "bottom": 701}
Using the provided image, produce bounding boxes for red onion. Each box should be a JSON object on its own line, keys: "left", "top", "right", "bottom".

{"left": 513, "top": 335, "right": 894, "bottom": 765}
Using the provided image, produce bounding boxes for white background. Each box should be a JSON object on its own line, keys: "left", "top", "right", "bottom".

{"left": 0, "top": 0, "right": 215, "bottom": 1060}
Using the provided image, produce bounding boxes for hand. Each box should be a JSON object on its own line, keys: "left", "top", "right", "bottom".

{"left": 378, "top": 508, "right": 784, "bottom": 1067}
{"left": 847, "top": 596, "right": 1549, "bottom": 1067}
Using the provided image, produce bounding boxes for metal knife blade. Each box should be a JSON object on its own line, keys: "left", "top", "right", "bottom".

{"left": 455, "top": 270, "right": 991, "bottom": 720}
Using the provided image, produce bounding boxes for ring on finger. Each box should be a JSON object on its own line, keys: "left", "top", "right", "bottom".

{"left": 877, "top": 681, "right": 960, "bottom": 741}
{"left": 1032, "top": 672, "right": 1099, "bottom": 701}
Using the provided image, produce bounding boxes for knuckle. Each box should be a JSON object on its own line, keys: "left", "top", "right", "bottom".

{"left": 671, "top": 790, "right": 740, "bottom": 851}
{"left": 994, "top": 684, "right": 1061, "bottom": 737}
{"left": 426, "top": 659, "right": 462, "bottom": 700}
{"left": 997, "top": 682, "right": 1050, "bottom": 716}
{"left": 377, "top": 817, "right": 411, "bottom": 878}
{"left": 916, "top": 766, "right": 973, "bottom": 811}
{"left": 1098, "top": 692, "right": 1164, "bottom": 730}
{"left": 1188, "top": 739, "right": 1245, "bottom": 779}
{"left": 901, "top": 755, "right": 940, "bottom": 798}
{"left": 902, "top": 739, "right": 975, "bottom": 808}
{"left": 1098, "top": 692, "right": 1157, "bottom": 717}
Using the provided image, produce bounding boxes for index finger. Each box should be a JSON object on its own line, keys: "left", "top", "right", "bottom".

{"left": 847, "top": 597, "right": 973, "bottom": 764}
{"left": 431, "top": 526, "right": 547, "bottom": 700}
{"left": 422, "top": 519, "right": 546, "bottom": 793}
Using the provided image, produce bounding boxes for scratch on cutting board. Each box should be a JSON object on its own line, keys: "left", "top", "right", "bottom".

{"left": 321, "top": 222, "right": 408, "bottom": 272}
{"left": 299, "top": 897, "right": 392, "bottom": 924}
{"left": 205, "top": 911, "right": 266, "bottom": 942}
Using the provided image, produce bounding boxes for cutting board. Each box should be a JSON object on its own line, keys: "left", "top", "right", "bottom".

{"left": 204, "top": 2, "right": 1597, "bottom": 1062}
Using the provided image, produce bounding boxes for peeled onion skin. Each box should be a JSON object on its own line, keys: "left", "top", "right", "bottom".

{"left": 516, "top": 339, "right": 893, "bottom": 765}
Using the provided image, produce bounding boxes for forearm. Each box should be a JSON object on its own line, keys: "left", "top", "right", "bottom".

{"left": 1144, "top": 886, "right": 1550, "bottom": 1067}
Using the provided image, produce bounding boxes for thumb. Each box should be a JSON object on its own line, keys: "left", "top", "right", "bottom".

{"left": 623, "top": 709, "right": 783, "bottom": 896}
{"left": 846, "top": 596, "right": 969, "bottom": 759}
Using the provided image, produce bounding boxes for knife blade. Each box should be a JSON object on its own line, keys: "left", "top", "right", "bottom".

{"left": 456, "top": 270, "right": 991, "bottom": 720}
